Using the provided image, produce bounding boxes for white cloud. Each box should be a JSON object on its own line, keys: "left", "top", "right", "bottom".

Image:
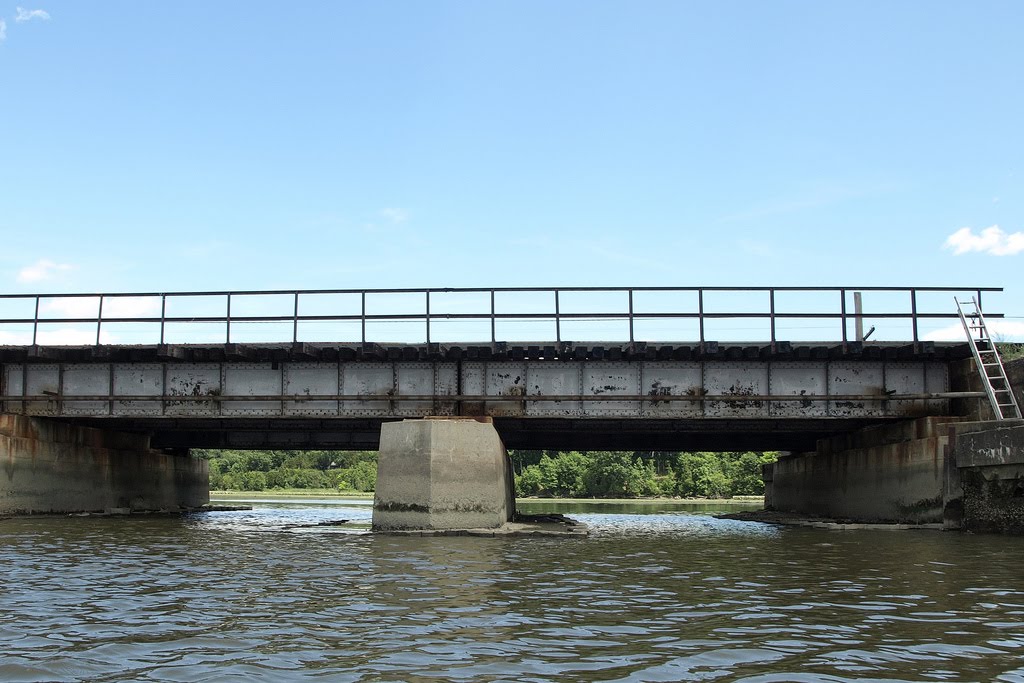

{"left": 944, "top": 225, "right": 1024, "bottom": 256}
{"left": 379, "top": 208, "right": 409, "bottom": 224}
{"left": 0, "top": 19, "right": 7, "bottom": 41}
{"left": 16, "top": 259, "right": 73, "bottom": 283}
{"left": 924, "top": 320, "right": 1024, "bottom": 342}
{"left": 15, "top": 7, "right": 50, "bottom": 22}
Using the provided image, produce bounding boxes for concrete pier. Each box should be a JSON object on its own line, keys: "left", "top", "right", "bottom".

{"left": 372, "top": 417, "right": 514, "bottom": 531}
{"left": 0, "top": 413, "right": 209, "bottom": 514}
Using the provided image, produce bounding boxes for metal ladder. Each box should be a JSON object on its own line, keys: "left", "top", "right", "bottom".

{"left": 955, "top": 296, "right": 1022, "bottom": 420}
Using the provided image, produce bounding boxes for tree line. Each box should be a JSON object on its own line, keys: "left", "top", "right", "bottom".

{"left": 198, "top": 449, "right": 378, "bottom": 493}
{"left": 199, "top": 448, "right": 778, "bottom": 498}
{"left": 511, "top": 450, "right": 775, "bottom": 498}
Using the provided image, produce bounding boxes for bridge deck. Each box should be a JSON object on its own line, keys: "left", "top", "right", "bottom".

{"left": 0, "top": 341, "right": 981, "bottom": 452}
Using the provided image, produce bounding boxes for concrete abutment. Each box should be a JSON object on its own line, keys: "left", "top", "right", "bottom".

{"left": 765, "top": 417, "right": 960, "bottom": 525}
{"left": 764, "top": 415, "right": 1024, "bottom": 533}
{"left": 372, "top": 417, "right": 514, "bottom": 531}
{"left": 0, "top": 413, "right": 209, "bottom": 515}
{"left": 947, "top": 420, "right": 1024, "bottom": 534}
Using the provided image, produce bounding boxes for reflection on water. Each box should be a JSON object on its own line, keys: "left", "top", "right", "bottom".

{"left": 2, "top": 499, "right": 1024, "bottom": 682}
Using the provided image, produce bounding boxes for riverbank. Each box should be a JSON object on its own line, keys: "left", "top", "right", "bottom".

{"left": 211, "top": 489, "right": 374, "bottom": 499}
{"left": 522, "top": 495, "right": 764, "bottom": 505}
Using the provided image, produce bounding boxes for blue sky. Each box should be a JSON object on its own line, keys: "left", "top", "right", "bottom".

{"left": 1, "top": 2, "right": 1022, "bottom": 342}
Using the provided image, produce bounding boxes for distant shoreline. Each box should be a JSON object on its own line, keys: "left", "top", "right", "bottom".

{"left": 211, "top": 489, "right": 374, "bottom": 499}
{"left": 210, "top": 490, "right": 764, "bottom": 505}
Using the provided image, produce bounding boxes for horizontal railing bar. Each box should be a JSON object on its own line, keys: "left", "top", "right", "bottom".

{"left": 0, "top": 311, "right": 1002, "bottom": 325}
{"left": 0, "top": 285, "right": 1004, "bottom": 300}
{"left": 1, "top": 392, "right": 985, "bottom": 403}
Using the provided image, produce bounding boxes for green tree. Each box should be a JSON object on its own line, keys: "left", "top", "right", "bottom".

{"left": 332, "top": 461, "right": 378, "bottom": 492}
{"left": 582, "top": 451, "right": 659, "bottom": 497}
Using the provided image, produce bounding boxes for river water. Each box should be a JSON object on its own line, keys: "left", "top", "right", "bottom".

{"left": 3, "top": 499, "right": 1024, "bottom": 682}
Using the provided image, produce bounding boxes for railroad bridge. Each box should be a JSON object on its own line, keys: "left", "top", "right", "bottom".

{"left": 0, "top": 285, "right": 1017, "bottom": 531}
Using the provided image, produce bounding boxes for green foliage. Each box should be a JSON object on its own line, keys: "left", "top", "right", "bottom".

{"left": 331, "top": 460, "right": 378, "bottom": 492}
{"left": 997, "top": 342, "right": 1024, "bottom": 362}
{"left": 513, "top": 449, "right": 779, "bottom": 499}
{"left": 204, "top": 447, "right": 778, "bottom": 498}
{"left": 265, "top": 468, "right": 330, "bottom": 489}
{"left": 204, "top": 449, "right": 376, "bottom": 491}
{"left": 582, "top": 452, "right": 661, "bottom": 497}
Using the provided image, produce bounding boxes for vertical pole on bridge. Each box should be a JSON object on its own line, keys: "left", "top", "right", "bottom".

{"left": 854, "top": 292, "right": 863, "bottom": 342}
{"left": 160, "top": 294, "right": 167, "bottom": 345}
{"left": 292, "top": 291, "right": 300, "bottom": 343}
{"left": 769, "top": 288, "right": 776, "bottom": 346}
{"left": 31, "top": 295, "right": 40, "bottom": 346}
{"left": 910, "top": 289, "right": 919, "bottom": 343}
{"left": 698, "top": 289, "right": 705, "bottom": 345}
{"left": 361, "top": 291, "right": 367, "bottom": 344}
{"left": 425, "top": 290, "right": 431, "bottom": 344}
{"left": 840, "top": 289, "right": 848, "bottom": 346}
{"left": 628, "top": 289, "right": 634, "bottom": 343}
{"left": 95, "top": 295, "right": 104, "bottom": 346}
{"left": 554, "top": 289, "right": 561, "bottom": 343}
{"left": 226, "top": 293, "right": 232, "bottom": 344}
{"left": 490, "top": 290, "right": 496, "bottom": 343}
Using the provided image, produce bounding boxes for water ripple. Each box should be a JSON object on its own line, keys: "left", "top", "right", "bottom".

{"left": 2, "top": 503, "right": 1024, "bottom": 681}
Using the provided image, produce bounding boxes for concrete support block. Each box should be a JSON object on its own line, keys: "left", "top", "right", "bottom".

{"left": 766, "top": 417, "right": 958, "bottom": 524}
{"left": 0, "top": 413, "right": 209, "bottom": 514}
{"left": 949, "top": 420, "right": 1024, "bottom": 534}
{"left": 372, "top": 417, "right": 514, "bottom": 531}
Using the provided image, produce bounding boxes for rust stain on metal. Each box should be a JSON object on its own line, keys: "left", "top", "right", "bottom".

{"left": 724, "top": 382, "right": 763, "bottom": 410}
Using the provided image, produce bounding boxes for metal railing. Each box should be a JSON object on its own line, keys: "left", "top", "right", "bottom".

{"left": 0, "top": 286, "right": 1003, "bottom": 346}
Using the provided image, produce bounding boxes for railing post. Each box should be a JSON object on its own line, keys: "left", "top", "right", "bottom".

{"left": 769, "top": 288, "right": 776, "bottom": 345}
{"left": 292, "top": 291, "right": 300, "bottom": 343}
{"left": 910, "top": 288, "right": 919, "bottom": 343}
{"left": 361, "top": 291, "right": 367, "bottom": 344}
{"left": 554, "top": 289, "right": 561, "bottom": 343}
{"left": 698, "top": 289, "right": 705, "bottom": 345}
{"left": 226, "top": 293, "right": 232, "bottom": 344}
{"left": 31, "top": 296, "right": 40, "bottom": 346}
{"left": 490, "top": 290, "right": 496, "bottom": 343}
{"left": 840, "top": 288, "right": 847, "bottom": 345}
{"left": 95, "top": 295, "right": 104, "bottom": 346}
{"left": 425, "top": 290, "right": 431, "bottom": 344}
{"left": 160, "top": 294, "right": 167, "bottom": 345}
{"left": 628, "top": 289, "right": 634, "bottom": 343}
